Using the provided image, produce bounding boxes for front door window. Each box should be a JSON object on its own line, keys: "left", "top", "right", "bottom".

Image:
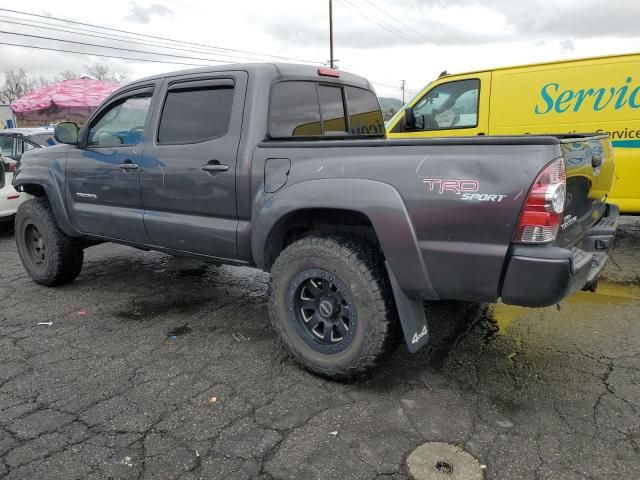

{"left": 88, "top": 93, "right": 152, "bottom": 147}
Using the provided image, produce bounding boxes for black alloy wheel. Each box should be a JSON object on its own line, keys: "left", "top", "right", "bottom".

{"left": 290, "top": 269, "right": 357, "bottom": 353}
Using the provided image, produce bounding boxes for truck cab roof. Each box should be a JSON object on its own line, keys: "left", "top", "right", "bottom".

{"left": 128, "top": 63, "right": 373, "bottom": 91}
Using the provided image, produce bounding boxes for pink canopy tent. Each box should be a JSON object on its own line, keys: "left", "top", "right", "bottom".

{"left": 10, "top": 77, "right": 119, "bottom": 123}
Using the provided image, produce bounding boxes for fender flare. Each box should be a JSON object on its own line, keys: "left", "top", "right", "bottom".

{"left": 252, "top": 178, "right": 438, "bottom": 300}
{"left": 13, "top": 165, "right": 79, "bottom": 237}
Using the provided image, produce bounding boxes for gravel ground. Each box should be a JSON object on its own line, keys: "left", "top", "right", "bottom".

{"left": 0, "top": 218, "right": 639, "bottom": 480}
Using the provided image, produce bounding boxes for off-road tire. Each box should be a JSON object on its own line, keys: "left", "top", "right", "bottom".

{"left": 15, "top": 198, "right": 84, "bottom": 286}
{"left": 269, "top": 234, "right": 399, "bottom": 380}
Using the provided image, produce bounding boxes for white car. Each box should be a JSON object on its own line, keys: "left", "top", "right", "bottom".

{"left": 0, "top": 129, "right": 53, "bottom": 221}
{"left": 0, "top": 155, "right": 30, "bottom": 221}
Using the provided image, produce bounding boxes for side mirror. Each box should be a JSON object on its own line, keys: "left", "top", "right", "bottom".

{"left": 403, "top": 107, "right": 425, "bottom": 130}
{"left": 54, "top": 122, "right": 79, "bottom": 145}
{"left": 404, "top": 107, "right": 416, "bottom": 129}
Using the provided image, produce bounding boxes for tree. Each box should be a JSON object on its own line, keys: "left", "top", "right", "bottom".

{"left": 0, "top": 69, "right": 35, "bottom": 104}
{"left": 84, "top": 63, "right": 128, "bottom": 84}
{"left": 56, "top": 70, "right": 78, "bottom": 81}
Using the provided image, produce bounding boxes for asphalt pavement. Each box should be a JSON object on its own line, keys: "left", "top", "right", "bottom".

{"left": 1, "top": 218, "right": 639, "bottom": 480}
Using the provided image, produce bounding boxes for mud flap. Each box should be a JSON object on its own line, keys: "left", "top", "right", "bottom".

{"left": 385, "top": 262, "right": 429, "bottom": 353}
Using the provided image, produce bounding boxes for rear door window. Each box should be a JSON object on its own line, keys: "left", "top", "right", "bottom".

{"left": 158, "top": 83, "right": 234, "bottom": 144}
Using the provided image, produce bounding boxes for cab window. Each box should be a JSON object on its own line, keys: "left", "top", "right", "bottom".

{"left": 344, "top": 86, "right": 384, "bottom": 135}
{"left": 412, "top": 79, "right": 479, "bottom": 130}
{"left": 158, "top": 84, "right": 234, "bottom": 144}
{"left": 319, "top": 85, "right": 346, "bottom": 134}
{"left": 269, "top": 82, "right": 322, "bottom": 137}
{"left": 268, "top": 81, "right": 384, "bottom": 138}
{"left": 88, "top": 92, "right": 152, "bottom": 147}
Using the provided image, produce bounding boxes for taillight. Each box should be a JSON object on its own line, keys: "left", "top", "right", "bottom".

{"left": 7, "top": 162, "right": 16, "bottom": 173}
{"left": 318, "top": 67, "right": 340, "bottom": 78}
{"left": 513, "top": 158, "right": 566, "bottom": 243}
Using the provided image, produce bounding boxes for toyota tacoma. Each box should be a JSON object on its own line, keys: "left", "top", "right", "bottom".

{"left": 12, "top": 63, "right": 618, "bottom": 379}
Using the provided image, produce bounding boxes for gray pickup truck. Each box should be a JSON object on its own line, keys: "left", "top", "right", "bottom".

{"left": 12, "top": 63, "right": 618, "bottom": 379}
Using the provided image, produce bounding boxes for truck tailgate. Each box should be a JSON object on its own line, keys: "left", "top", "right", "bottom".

{"left": 556, "top": 134, "right": 615, "bottom": 248}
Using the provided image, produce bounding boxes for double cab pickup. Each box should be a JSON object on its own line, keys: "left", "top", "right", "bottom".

{"left": 13, "top": 63, "right": 618, "bottom": 379}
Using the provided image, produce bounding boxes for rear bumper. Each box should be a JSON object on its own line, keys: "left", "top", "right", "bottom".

{"left": 500, "top": 203, "right": 619, "bottom": 307}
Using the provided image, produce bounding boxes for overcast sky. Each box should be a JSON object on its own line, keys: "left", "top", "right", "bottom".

{"left": 1, "top": 0, "right": 639, "bottom": 100}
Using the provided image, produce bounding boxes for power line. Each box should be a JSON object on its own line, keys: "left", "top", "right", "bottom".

{"left": 334, "top": 0, "right": 423, "bottom": 46}
{"left": 0, "top": 10, "right": 419, "bottom": 101}
{"left": 0, "top": 16, "right": 295, "bottom": 64}
{"left": 0, "top": 30, "right": 276, "bottom": 65}
{"left": 0, "top": 7, "right": 322, "bottom": 65}
{"left": 371, "top": 81, "right": 417, "bottom": 94}
{"left": 337, "top": 0, "right": 422, "bottom": 45}
{"left": 0, "top": 41, "right": 210, "bottom": 67}
{"left": 361, "top": 0, "right": 438, "bottom": 46}
{"left": 2, "top": 40, "right": 418, "bottom": 104}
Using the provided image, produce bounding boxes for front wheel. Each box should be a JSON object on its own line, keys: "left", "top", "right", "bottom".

{"left": 15, "top": 198, "right": 84, "bottom": 286}
{"left": 269, "top": 235, "right": 399, "bottom": 380}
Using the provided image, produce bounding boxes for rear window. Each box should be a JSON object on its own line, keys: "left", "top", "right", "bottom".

{"left": 269, "top": 82, "right": 321, "bottom": 137}
{"left": 344, "top": 86, "right": 384, "bottom": 135}
{"left": 319, "top": 85, "right": 346, "bottom": 134}
{"left": 268, "top": 81, "right": 383, "bottom": 138}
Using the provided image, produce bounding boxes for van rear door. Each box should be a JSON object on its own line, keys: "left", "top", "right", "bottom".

{"left": 555, "top": 134, "right": 616, "bottom": 247}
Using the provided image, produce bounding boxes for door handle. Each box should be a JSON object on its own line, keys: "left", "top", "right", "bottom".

{"left": 201, "top": 163, "right": 229, "bottom": 173}
{"left": 118, "top": 161, "right": 139, "bottom": 170}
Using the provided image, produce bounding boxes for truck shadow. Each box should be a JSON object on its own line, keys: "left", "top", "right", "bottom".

{"left": 364, "top": 301, "right": 500, "bottom": 387}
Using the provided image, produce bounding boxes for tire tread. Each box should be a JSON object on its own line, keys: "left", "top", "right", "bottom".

{"left": 16, "top": 198, "right": 84, "bottom": 286}
{"left": 269, "top": 233, "right": 399, "bottom": 380}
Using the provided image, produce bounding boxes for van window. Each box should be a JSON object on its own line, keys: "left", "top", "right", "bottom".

{"left": 412, "top": 79, "right": 480, "bottom": 130}
{"left": 158, "top": 85, "right": 234, "bottom": 144}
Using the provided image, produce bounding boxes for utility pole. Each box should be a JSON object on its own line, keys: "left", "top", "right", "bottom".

{"left": 401, "top": 80, "right": 406, "bottom": 104}
{"left": 329, "top": 0, "right": 334, "bottom": 69}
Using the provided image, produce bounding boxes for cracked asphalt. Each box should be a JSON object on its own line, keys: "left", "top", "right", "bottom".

{"left": 1, "top": 218, "right": 639, "bottom": 480}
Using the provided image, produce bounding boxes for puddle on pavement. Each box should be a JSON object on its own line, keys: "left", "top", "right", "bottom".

{"left": 493, "top": 281, "right": 640, "bottom": 333}
{"left": 114, "top": 295, "right": 211, "bottom": 321}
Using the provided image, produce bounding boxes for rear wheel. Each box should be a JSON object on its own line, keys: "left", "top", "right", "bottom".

{"left": 269, "top": 234, "right": 399, "bottom": 380}
{"left": 15, "top": 198, "right": 84, "bottom": 286}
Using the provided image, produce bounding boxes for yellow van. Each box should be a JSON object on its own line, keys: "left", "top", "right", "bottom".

{"left": 386, "top": 53, "right": 640, "bottom": 213}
